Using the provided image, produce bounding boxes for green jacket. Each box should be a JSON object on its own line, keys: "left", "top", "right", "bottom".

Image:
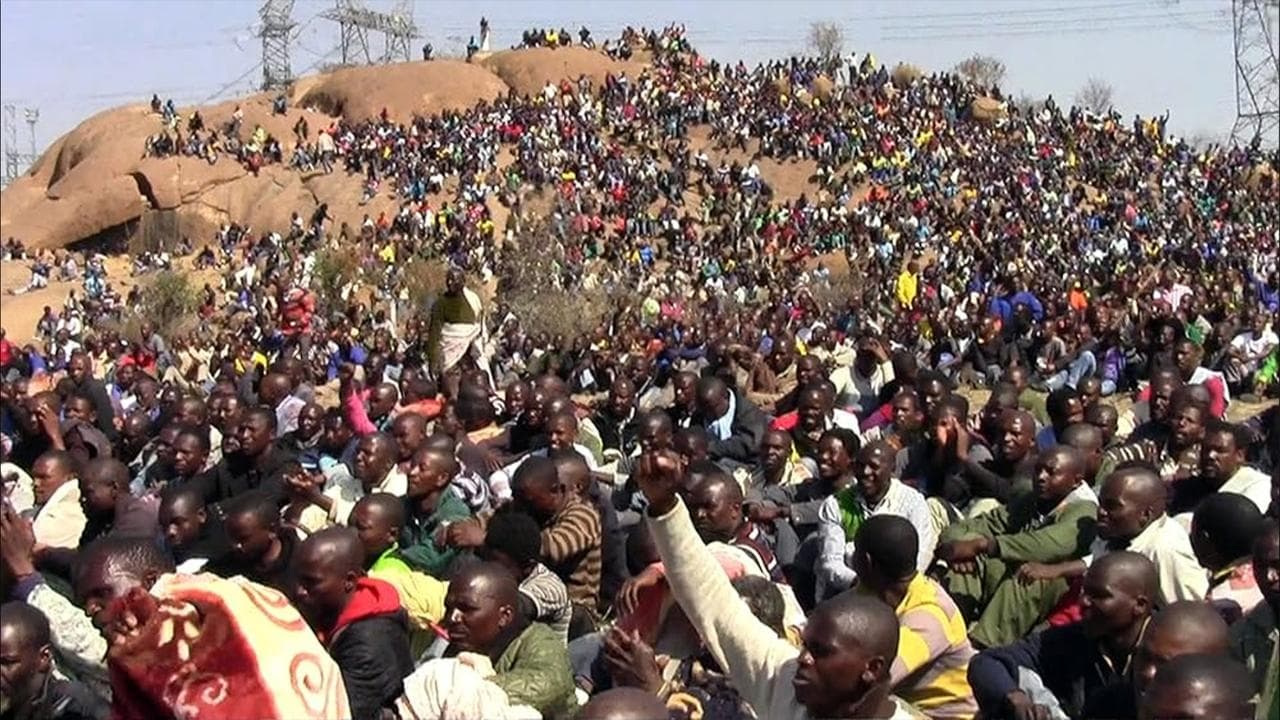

{"left": 1229, "top": 602, "right": 1278, "bottom": 720}
{"left": 400, "top": 491, "right": 472, "bottom": 578}
{"left": 942, "top": 490, "right": 1098, "bottom": 564}
{"left": 492, "top": 622, "right": 578, "bottom": 720}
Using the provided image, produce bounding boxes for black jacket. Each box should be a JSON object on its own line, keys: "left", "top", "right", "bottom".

{"left": 696, "top": 391, "right": 768, "bottom": 466}
{"left": 200, "top": 446, "right": 296, "bottom": 510}
{"left": 73, "top": 377, "right": 119, "bottom": 443}
{"left": 0, "top": 674, "right": 105, "bottom": 720}
{"left": 329, "top": 611, "right": 414, "bottom": 720}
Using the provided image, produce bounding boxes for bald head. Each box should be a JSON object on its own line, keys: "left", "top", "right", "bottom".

{"left": 258, "top": 372, "right": 292, "bottom": 406}
{"left": 811, "top": 592, "right": 900, "bottom": 664}
{"left": 451, "top": 561, "right": 520, "bottom": 607}
{"left": 82, "top": 457, "right": 130, "bottom": 491}
{"left": 579, "top": 688, "right": 672, "bottom": 720}
{"left": 297, "top": 526, "right": 366, "bottom": 575}
{"left": 0, "top": 601, "right": 52, "bottom": 650}
{"left": 1061, "top": 422, "right": 1103, "bottom": 454}
{"left": 1092, "top": 550, "right": 1160, "bottom": 602}
{"left": 1140, "top": 654, "right": 1255, "bottom": 720}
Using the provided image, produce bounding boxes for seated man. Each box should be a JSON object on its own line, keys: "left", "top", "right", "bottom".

{"left": 218, "top": 489, "right": 297, "bottom": 592}
{"left": 481, "top": 507, "right": 573, "bottom": 643}
{"left": 967, "top": 552, "right": 1157, "bottom": 719}
{"left": 0, "top": 601, "right": 103, "bottom": 720}
{"left": 443, "top": 562, "right": 578, "bottom": 718}
{"left": 1086, "top": 600, "right": 1231, "bottom": 718}
{"left": 157, "top": 482, "right": 228, "bottom": 574}
{"left": 937, "top": 446, "right": 1099, "bottom": 648}
{"left": 817, "top": 440, "right": 935, "bottom": 600}
{"left": 1173, "top": 420, "right": 1272, "bottom": 518}
{"left": 28, "top": 449, "right": 86, "bottom": 550}
{"left": 399, "top": 446, "right": 472, "bottom": 578}
{"left": 447, "top": 456, "right": 603, "bottom": 634}
{"left": 851, "top": 515, "right": 977, "bottom": 719}
{"left": 1229, "top": 517, "right": 1278, "bottom": 719}
{"left": 1022, "top": 462, "right": 1208, "bottom": 608}
{"left": 289, "top": 526, "right": 413, "bottom": 719}
{"left": 1191, "top": 493, "right": 1267, "bottom": 618}
{"left": 349, "top": 493, "right": 448, "bottom": 656}
{"left": 630, "top": 449, "right": 918, "bottom": 719}
{"left": 693, "top": 376, "right": 767, "bottom": 468}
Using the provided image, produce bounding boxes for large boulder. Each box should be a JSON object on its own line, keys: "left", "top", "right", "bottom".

{"left": 891, "top": 63, "right": 923, "bottom": 88}
{"left": 295, "top": 60, "right": 509, "bottom": 124}
{"left": 479, "top": 46, "right": 647, "bottom": 96}
{"left": 970, "top": 96, "right": 1008, "bottom": 123}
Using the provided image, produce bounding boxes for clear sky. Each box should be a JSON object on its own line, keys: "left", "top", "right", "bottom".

{"left": 0, "top": 0, "right": 1239, "bottom": 159}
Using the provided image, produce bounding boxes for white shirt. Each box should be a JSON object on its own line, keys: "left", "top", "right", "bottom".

{"left": 1087, "top": 513, "right": 1207, "bottom": 605}
{"left": 830, "top": 360, "right": 894, "bottom": 417}
{"left": 1230, "top": 329, "right": 1279, "bottom": 368}
{"left": 815, "top": 479, "right": 935, "bottom": 599}
{"left": 1219, "top": 465, "right": 1272, "bottom": 514}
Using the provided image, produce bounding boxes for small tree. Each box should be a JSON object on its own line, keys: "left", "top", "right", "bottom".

{"left": 954, "top": 54, "right": 1006, "bottom": 90}
{"left": 1075, "top": 77, "right": 1114, "bottom": 113}
{"left": 808, "top": 21, "right": 845, "bottom": 60}
{"left": 138, "top": 272, "right": 199, "bottom": 337}
{"left": 311, "top": 246, "right": 361, "bottom": 310}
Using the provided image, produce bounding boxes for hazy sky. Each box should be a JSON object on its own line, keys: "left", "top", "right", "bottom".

{"left": 0, "top": 0, "right": 1240, "bottom": 158}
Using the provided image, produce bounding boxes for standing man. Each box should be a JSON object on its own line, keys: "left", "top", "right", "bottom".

{"left": 427, "top": 268, "right": 488, "bottom": 382}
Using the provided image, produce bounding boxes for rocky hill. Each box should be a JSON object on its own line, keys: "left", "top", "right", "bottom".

{"left": 0, "top": 46, "right": 653, "bottom": 252}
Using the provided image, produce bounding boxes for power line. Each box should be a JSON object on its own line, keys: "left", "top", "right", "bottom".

{"left": 882, "top": 17, "right": 1231, "bottom": 41}
{"left": 881, "top": 8, "right": 1221, "bottom": 33}
{"left": 855, "top": 0, "right": 1157, "bottom": 22}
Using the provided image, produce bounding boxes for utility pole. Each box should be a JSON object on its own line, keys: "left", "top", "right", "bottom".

{"left": 1231, "top": 0, "right": 1280, "bottom": 147}
{"left": 323, "top": 0, "right": 419, "bottom": 66}
{"left": 260, "top": 0, "right": 297, "bottom": 91}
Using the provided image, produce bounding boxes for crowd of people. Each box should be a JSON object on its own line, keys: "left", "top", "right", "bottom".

{"left": 2, "top": 21, "right": 1280, "bottom": 720}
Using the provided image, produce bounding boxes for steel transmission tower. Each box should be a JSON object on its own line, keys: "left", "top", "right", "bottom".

{"left": 1, "top": 104, "right": 39, "bottom": 187}
{"left": 1231, "top": 0, "right": 1280, "bottom": 147}
{"left": 323, "top": 0, "right": 419, "bottom": 66}
{"left": 260, "top": 0, "right": 297, "bottom": 91}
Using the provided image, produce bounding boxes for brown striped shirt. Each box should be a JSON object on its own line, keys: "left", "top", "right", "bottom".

{"left": 541, "top": 497, "right": 602, "bottom": 609}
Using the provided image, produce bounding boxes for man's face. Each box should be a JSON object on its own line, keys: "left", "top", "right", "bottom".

{"left": 154, "top": 426, "right": 182, "bottom": 470}
{"left": 68, "top": 355, "right": 90, "bottom": 384}
{"left": 236, "top": 415, "right": 273, "bottom": 458}
{"left": 114, "top": 364, "right": 136, "bottom": 390}
{"left": 443, "top": 576, "right": 511, "bottom": 653}
{"left": 350, "top": 505, "right": 394, "bottom": 566}
{"left": 391, "top": 418, "right": 426, "bottom": 463}
{"left": 688, "top": 482, "right": 739, "bottom": 543}
{"left": 607, "top": 383, "right": 635, "bottom": 418}
{"left": 290, "top": 550, "right": 351, "bottom": 631}
{"left": 504, "top": 384, "right": 527, "bottom": 418}
{"left": 65, "top": 397, "right": 95, "bottom": 425}
{"left": 1199, "top": 429, "right": 1241, "bottom": 483}
{"left": 321, "top": 419, "right": 352, "bottom": 455}
{"left": 918, "top": 381, "right": 946, "bottom": 415}
{"left": 816, "top": 436, "right": 852, "bottom": 482}
{"left": 795, "top": 358, "right": 823, "bottom": 388}
{"left": 1033, "top": 453, "right": 1077, "bottom": 503}
{"left": 854, "top": 447, "right": 893, "bottom": 503}
{"left": 547, "top": 417, "right": 577, "bottom": 451}
{"left": 793, "top": 608, "right": 874, "bottom": 717}
{"left": 0, "top": 621, "right": 48, "bottom": 714}
{"left": 224, "top": 512, "right": 274, "bottom": 566}
{"left": 31, "top": 457, "right": 71, "bottom": 506}
{"left": 1173, "top": 342, "right": 1199, "bottom": 377}
{"left": 1171, "top": 405, "right": 1206, "bottom": 448}
{"left": 1150, "top": 380, "right": 1178, "bottom": 424}
{"left": 1080, "top": 569, "right": 1138, "bottom": 640}
{"left": 354, "top": 437, "right": 391, "bottom": 487}
{"left": 159, "top": 498, "right": 205, "bottom": 551}
{"left": 1097, "top": 479, "right": 1148, "bottom": 541}
{"left": 1253, "top": 528, "right": 1280, "bottom": 616}
{"left": 369, "top": 388, "right": 397, "bottom": 420}
{"left": 514, "top": 478, "right": 564, "bottom": 523}
{"left": 1000, "top": 414, "right": 1034, "bottom": 462}
{"left": 296, "top": 405, "right": 324, "bottom": 440}
{"left": 673, "top": 376, "right": 696, "bottom": 409}
{"left": 76, "top": 562, "right": 142, "bottom": 631}
{"left": 638, "top": 420, "right": 672, "bottom": 453}
{"left": 79, "top": 479, "right": 117, "bottom": 519}
{"left": 892, "top": 395, "right": 924, "bottom": 433}
{"left": 797, "top": 392, "right": 826, "bottom": 432}
{"left": 172, "top": 434, "right": 208, "bottom": 478}
{"left": 406, "top": 453, "right": 448, "bottom": 499}
{"left": 760, "top": 432, "right": 791, "bottom": 473}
